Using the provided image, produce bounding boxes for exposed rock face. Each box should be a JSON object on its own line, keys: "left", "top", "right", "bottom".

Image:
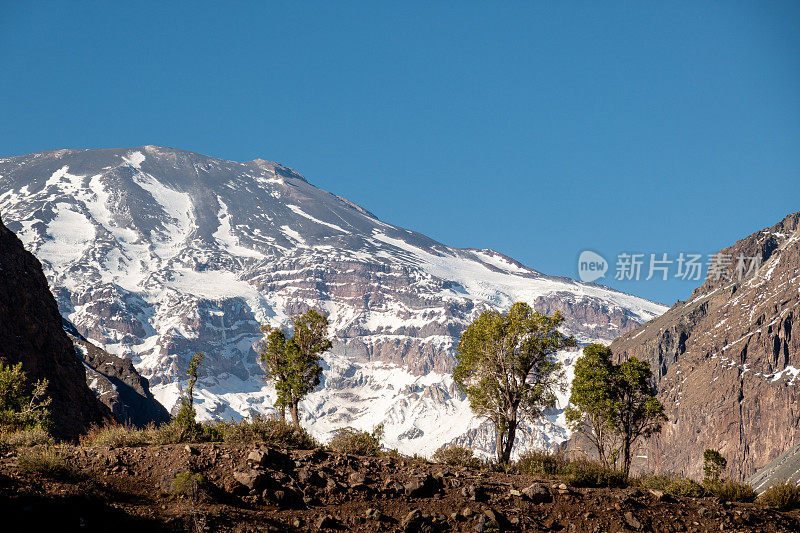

{"left": 0, "top": 146, "right": 666, "bottom": 455}
{"left": 65, "top": 321, "right": 170, "bottom": 427}
{"left": 609, "top": 212, "right": 800, "bottom": 480}
{"left": 0, "top": 215, "right": 109, "bottom": 438}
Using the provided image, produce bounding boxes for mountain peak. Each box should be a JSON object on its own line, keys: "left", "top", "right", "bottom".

{"left": 0, "top": 146, "right": 666, "bottom": 457}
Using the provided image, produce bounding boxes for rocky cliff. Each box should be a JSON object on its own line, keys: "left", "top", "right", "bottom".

{"left": 0, "top": 215, "right": 110, "bottom": 438}
{"left": 609, "top": 212, "right": 800, "bottom": 480}
{"left": 64, "top": 320, "right": 170, "bottom": 427}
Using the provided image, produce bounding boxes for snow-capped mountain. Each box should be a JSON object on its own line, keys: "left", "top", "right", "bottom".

{"left": 0, "top": 146, "right": 667, "bottom": 456}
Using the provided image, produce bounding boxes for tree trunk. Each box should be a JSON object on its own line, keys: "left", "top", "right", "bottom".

{"left": 290, "top": 401, "right": 300, "bottom": 427}
{"left": 279, "top": 405, "right": 286, "bottom": 422}
{"left": 621, "top": 436, "right": 631, "bottom": 476}
{"left": 502, "top": 420, "right": 517, "bottom": 464}
{"left": 495, "top": 423, "right": 505, "bottom": 464}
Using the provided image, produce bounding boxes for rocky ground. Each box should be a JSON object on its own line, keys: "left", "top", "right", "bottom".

{"left": 1, "top": 443, "right": 798, "bottom": 532}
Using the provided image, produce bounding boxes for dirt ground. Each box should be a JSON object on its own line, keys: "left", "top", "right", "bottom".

{"left": 1, "top": 443, "right": 798, "bottom": 532}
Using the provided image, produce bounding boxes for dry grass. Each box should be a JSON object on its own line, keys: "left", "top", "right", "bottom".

{"left": 1, "top": 427, "right": 54, "bottom": 449}
{"left": 328, "top": 425, "right": 383, "bottom": 456}
{"left": 515, "top": 449, "right": 569, "bottom": 477}
{"left": 17, "top": 446, "right": 77, "bottom": 479}
{"left": 432, "top": 445, "right": 482, "bottom": 468}
{"left": 758, "top": 481, "right": 800, "bottom": 510}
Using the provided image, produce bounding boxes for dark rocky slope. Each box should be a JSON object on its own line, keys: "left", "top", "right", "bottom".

{"left": 64, "top": 320, "right": 170, "bottom": 428}
{"left": 608, "top": 212, "right": 800, "bottom": 480}
{"left": 0, "top": 215, "right": 110, "bottom": 437}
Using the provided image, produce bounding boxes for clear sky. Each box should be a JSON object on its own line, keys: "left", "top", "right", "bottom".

{"left": 1, "top": 1, "right": 798, "bottom": 305}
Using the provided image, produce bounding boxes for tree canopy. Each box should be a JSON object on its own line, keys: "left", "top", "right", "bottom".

{"left": 260, "top": 309, "right": 331, "bottom": 427}
{"left": 453, "top": 302, "right": 576, "bottom": 464}
{"left": 566, "top": 344, "right": 666, "bottom": 476}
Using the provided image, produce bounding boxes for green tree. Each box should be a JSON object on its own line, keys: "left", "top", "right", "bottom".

{"left": 703, "top": 449, "right": 727, "bottom": 483}
{"left": 260, "top": 309, "right": 331, "bottom": 428}
{"left": 174, "top": 352, "right": 203, "bottom": 438}
{"left": 614, "top": 357, "right": 667, "bottom": 476}
{"left": 453, "top": 302, "right": 575, "bottom": 464}
{"left": 0, "top": 362, "right": 51, "bottom": 433}
{"left": 566, "top": 346, "right": 666, "bottom": 476}
{"left": 565, "top": 344, "right": 619, "bottom": 468}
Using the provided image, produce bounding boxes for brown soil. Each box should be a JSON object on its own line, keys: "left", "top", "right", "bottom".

{"left": 1, "top": 443, "right": 797, "bottom": 533}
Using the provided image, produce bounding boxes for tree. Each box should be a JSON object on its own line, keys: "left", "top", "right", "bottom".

{"left": 453, "top": 302, "right": 576, "bottom": 464}
{"left": 0, "top": 362, "right": 51, "bottom": 433}
{"left": 614, "top": 357, "right": 667, "bottom": 476}
{"left": 174, "top": 352, "right": 204, "bottom": 438}
{"left": 566, "top": 346, "right": 667, "bottom": 477}
{"left": 260, "top": 309, "right": 331, "bottom": 428}
{"left": 703, "top": 449, "right": 727, "bottom": 483}
{"left": 565, "top": 344, "right": 619, "bottom": 468}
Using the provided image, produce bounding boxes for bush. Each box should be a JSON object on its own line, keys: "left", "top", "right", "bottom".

{"left": 328, "top": 424, "right": 383, "bottom": 456}
{"left": 559, "top": 459, "right": 627, "bottom": 488}
{"left": 2, "top": 427, "right": 54, "bottom": 448}
{"left": 80, "top": 423, "right": 151, "bottom": 447}
{"left": 0, "top": 362, "right": 51, "bottom": 433}
{"left": 758, "top": 481, "right": 800, "bottom": 510}
{"left": 516, "top": 449, "right": 568, "bottom": 477}
{"left": 703, "top": 449, "right": 727, "bottom": 483}
{"left": 634, "top": 473, "right": 705, "bottom": 497}
{"left": 705, "top": 479, "right": 756, "bottom": 502}
{"left": 172, "top": 471, "right": 205, "bottom": 500}
{"left": 209, "top": 415, "right": 318, "bottom": 448}
{"left": 432, "top": 445, "right": 482, "bottom": 468}
{"left": 17, "top": 446, "right": 76, "bottom": 479}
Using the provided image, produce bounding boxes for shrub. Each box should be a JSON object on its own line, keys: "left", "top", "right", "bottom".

{"left": 0, "top": 362, "right": 51, "bottom": 433}
{"left": 703, "top": 449, "right": 727, "bottom": 483}
{"left": 17, "top": 446, "right": 76, "bottom": 479}
{"left": 2, "top": 427, "right": 54, "bottom": 448}
{"left": 211, "top": 415, "right": 317, "bottom": 448}
{"left": 516, "top": 449, "right": 568, "bottom": 477}
{"left": 758, "top": 481, "right": 800, "bottom": 510}
{"left": 172, "top": 471, "right": 205, "bottom": 500}
{"left": 152, "top": 418, "right": 199, "bottom": 444}
{"left": 635, "top": 473, "right": 705, "bottom": 497}
{"left": 704, "top": 479, "right": 756, "bottom": 502}
{"left": 432, "top": 445, "right": 482, "bottom": 468}
{"left": 80, "top": 423, "right": 150, "bottom": 447}
{"left": 328, "top": 424, "right": 383, "bottom": 456}
{"left": 559, "top": 459, "right": 627, "bottom": 488}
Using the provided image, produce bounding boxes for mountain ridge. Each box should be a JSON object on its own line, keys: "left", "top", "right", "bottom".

{"left": 0, "top": 145, "right": 666, "bottom": 456}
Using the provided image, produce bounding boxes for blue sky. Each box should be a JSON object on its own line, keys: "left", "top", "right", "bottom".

{"left": 1, "top": 1, "right": 798, "bottom": 305}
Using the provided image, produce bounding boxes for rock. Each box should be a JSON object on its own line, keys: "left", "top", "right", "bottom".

{"left": 404, "top": 474, "right": 438, "bottom": 498}
{"left": 624, "top": 511, "right": 643, "bottom": 531}
{"left": 348, "top": 471, "right": 367, "bottom": 486}
{"left": 314, "top": 514, "right": 337, "bottom": 530}
{"left": 522, "top": 483, "right": 552, "bottom": 503}
{"left": 461, "top": 483, "right": 487, "bottom": 502}
{"left": 247, "top": 449, "right": 269, "bottom": 467}
{"left": 325, "top": 478, "right": 344, "bottom": 494}
{"left": 401, "top": 509, "right": 423, "bottom": 532}
{"left": 184, "top": 445, "right": 198, "bottom": 455}
{"left": 509, "top": 489, "right": 522, "bottom": 497}
{"left": 365, "top": 508, "right": 386, "bottom": 521}
{"left": 461, "top": 507, "right": 474, "bottom": 518}
{"left": 483, "top": 508, "right": 503, "bottom": 528}
{"left": 233, "top": 470, "right": 266, "bottom": 491}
